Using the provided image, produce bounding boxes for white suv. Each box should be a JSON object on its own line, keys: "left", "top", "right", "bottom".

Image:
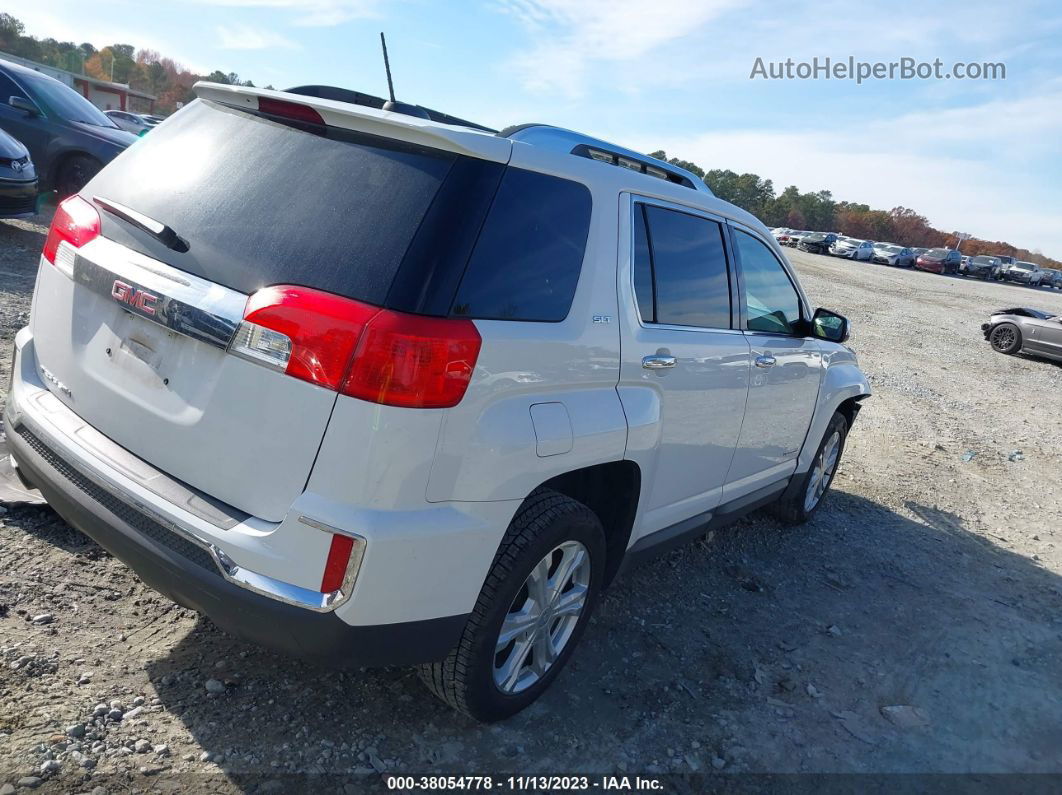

{"left": 3, "top": 83, "right": 870, "bottom": 721}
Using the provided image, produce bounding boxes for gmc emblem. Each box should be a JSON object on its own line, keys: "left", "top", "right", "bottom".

{"left": 111, "top": 280, "right": 158, "bottom": 317}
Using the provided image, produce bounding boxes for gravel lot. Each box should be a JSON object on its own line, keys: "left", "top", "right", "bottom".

{"left": 1, "top": 209, "right": 1060, "bottom": 791}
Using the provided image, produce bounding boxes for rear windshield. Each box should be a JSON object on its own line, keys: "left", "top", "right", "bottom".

{"left": 86, "top": 99, "right": 457, "bottom": 306}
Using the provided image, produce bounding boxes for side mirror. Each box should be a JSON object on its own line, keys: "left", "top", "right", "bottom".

{"left": 811, "top": 307, "right": 850, "bottom": 343}
{"left": 9, "top": 96, "right": 38, "bottom": 116}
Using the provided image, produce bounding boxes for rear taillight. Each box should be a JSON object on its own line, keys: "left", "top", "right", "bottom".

{"left": 42, "top": 195, "right": 101, "bottom": 269}
{"left": 229, "top": 286, "right": 481, "bottom": 409}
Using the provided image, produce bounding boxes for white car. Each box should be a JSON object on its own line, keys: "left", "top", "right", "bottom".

{"left": 103, "top": 110, "right": 154, "bottom": 134}
{"left": 830, "top": 237, "right": 874, "bottom": 261}
{"left": 4, "top": 84, "right": 871, "bottom": 721}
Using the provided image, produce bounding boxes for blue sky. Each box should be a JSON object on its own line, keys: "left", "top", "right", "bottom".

{"left": 13, "top": 0, "right": 1062, "bottom": 256}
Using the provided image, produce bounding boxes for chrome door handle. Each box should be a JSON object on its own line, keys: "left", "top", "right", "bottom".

{"left": 642, "top": 355, "right": 677, "bottom": 370}
{"left": 755, "top": 354, "right": 776, "bottom": 368}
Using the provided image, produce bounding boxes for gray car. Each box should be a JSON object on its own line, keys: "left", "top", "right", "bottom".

{"left": 0, "top": 60, "right": 136, "bottom": 195}
{"left": 982, "top": 308, "right": 1062, "bottom": 363}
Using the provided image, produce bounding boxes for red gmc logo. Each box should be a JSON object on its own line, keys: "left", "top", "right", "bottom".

{"left": 111, "top": 280, "right": 158, "bottom": 317}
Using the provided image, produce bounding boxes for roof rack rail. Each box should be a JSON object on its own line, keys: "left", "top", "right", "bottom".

{"left": 284, "top": 85, "right": 497, "bottom": 133}
{"left": 498, "top": 124, "right": 711, "bottom": 194}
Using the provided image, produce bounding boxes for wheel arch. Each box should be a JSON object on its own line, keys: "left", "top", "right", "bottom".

{"left": 535, "top": 460, "right": 641, "bottom": 588}
{"left": 48, "top": 148, "right": 101, "bottom": 191}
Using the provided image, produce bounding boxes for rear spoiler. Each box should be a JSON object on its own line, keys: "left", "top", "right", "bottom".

{"left": 193, "top": 83, "right": 512, "bottom": 164}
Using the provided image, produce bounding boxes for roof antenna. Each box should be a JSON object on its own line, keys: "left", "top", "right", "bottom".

{"left": 380, "top": 32, "right": 396, "bottom": 104}
{"left": 379, "top": 32, "right": 430, "bottom": 119}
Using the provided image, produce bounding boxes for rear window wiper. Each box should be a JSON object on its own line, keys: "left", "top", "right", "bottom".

{"left": 93, "top": 196, "right": 189, "bottom": 253}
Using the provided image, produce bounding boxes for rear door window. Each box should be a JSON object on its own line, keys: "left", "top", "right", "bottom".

{"left": 450, "top": 169, "right": 591, "bottom": 322}
{"left": 634, "top": 204, "right": 731, "bottom": 329}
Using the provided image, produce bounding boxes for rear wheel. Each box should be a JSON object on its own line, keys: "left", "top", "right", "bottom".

{"left": 56, "top": 154, "right": 102, "bottom": 198}
{"left": 989, "top": 323, "right": 1022, "bottom": 354}
{"left": 773, "top": 412, "right": 848, "bottom": 525}
{"left": 419, "top": 488, "right": 605, "bottom": 722}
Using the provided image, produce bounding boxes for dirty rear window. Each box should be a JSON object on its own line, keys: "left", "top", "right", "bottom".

{"left": 85, "top": 99, "right": 457, "bottom": 305}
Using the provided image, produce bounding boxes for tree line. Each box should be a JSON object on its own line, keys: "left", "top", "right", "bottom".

{"left": 0, "top": 13, "right": 269, "bottom": 114}
{"left": 653, "top": 152, "right": 1060, "bottom": 269}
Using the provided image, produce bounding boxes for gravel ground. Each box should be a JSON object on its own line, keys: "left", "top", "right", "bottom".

{"left": 1, "top": 211, "right": 1060, "bottom": 792}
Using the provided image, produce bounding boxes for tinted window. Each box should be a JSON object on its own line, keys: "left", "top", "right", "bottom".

{"left": 451, "top": 168, "right": 591, "bottom": 322}
{"left": 734, "top": 230, "right": 802, "bottom": 335}
{"left": 632, "top": 205, "right": 654, "bottom": 322}
{"left": 0, "top": 71, "right": 27, "bottom": 102}
{"left": 88, "top": 99, "right": 457, "bottom": 305}
{"left": 23, "top": 73, "right": 117, "bottom": 127}
{"left": 641, "top": 205, "right": 731, "bottom": 329}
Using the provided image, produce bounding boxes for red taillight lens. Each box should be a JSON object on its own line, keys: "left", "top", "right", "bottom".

{"left": 238, "top": 286, "right": 379, "bottom": 390}
{"left": 42, "top": 195, "right": 101, "bottom": 264}
{"left": 320, "top": 533, "right": 355, "bottom": 593}
{"left": 342, "top": 311, "right": 481, "bottom": 409}
{"left": 233, "top": 286, "right": 482, "bottom": 409}
{"left": 257, "top": 97, "right": 324, "bottom": 125}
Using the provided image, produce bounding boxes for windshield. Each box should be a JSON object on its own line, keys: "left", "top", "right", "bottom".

{"left": 972, "top": 256, "right": 997, "bottom": 265}
{"left": 24, "top": 74, "right": 118, "bottom": 127}
{"left": 885, "top": 245, "right": 901, "bottom": 253}
{"left": 926, "top": 248, "right": 948, "bottom": 257}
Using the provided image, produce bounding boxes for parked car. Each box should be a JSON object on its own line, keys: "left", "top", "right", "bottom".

{"left": 1000, "top": 261, "right": 1045, "bottom": 286}
{"left": 0, "top": 126, "right": 37, "bottom": 218}
{"left": 982, "top": 308, "right": 1062, "bottom": 362}
{"left": 962, "top": 255, "right": 1001, "bottom": 280}
{"left": 872, "top": 243, "right": 914, "bottom": 267}
{"left": 1039, "top": 268, "right": 1062, "bottom": 289}
{"left": 2, "top": 84, "right": 870, "bottom": 721}
{"left": 0, "top": 59, "right": 137, "bottom": 195}
{"left": 915, "top": 248, "right": 961, "bottom": 275}
{"left": 103, "top": 110, "right": 155, "bottom": 135}
{"left": 785, "top": 230, "right": 812, "bottom": 247}
{"left": 909, "top": 247, "right": 928, "bottom": 260}
{"left": 830, "top": 237, "right": 874, "bottom": 261}
{"left": 798, "top": 232, "right": 837, "bottom": 254}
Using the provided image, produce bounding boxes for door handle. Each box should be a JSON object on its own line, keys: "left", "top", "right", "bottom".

{"left": 642, "top": 355, "right": 677, "bottom": 370}
{"left": 755, "top": 354, "right": 776, "bottom": 368}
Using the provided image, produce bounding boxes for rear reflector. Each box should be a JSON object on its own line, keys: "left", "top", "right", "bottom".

{"left": 231, "top": 285, "right": 480, "bottom": 409}
{"left": 257, "top": 97, "right": 325, "bottom": 125}
{"left": 43, "top": 195, "right": 101, "bottom": 267}
{"left": 320, "top": 534, "right": 356, "bottom": 593}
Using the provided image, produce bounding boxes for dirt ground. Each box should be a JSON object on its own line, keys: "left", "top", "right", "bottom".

{"left": 1, "top": 209, "right": 1060, "bottom": 792}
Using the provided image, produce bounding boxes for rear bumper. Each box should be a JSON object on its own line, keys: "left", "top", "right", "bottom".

{"left": 3, "top": 331, "right": 468, "bottom": 665}
{"left": 4, "top": 418, "right": 465, "bottom": 664}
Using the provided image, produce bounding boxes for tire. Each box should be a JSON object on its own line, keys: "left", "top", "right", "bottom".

{"left": 56, "top": 154, "right": 102, "bottom": 198}
{"left": 772, "top": 412, "right": 848, "bottom": 525}
{"left": 989, "top": 323, "right": 1022, "bottom": 355}
{"left": 419, "top": 488, "right": 606, "bottom": 722}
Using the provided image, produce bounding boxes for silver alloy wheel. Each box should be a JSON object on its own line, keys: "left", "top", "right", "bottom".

{"left": 493, "top": 540, "right": 590, "bottom": 695}
{"left": 804, "top": 430, "right": 841, "bottom": 513}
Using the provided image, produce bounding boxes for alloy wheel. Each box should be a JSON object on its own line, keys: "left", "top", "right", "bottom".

{"left": 804, "top": 431, "right": 841, "bottom": 513}
{"left": 493, "top": 541, "right": 590, "bottom": 694}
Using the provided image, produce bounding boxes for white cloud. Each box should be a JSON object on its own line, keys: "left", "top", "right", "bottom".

{"left": 498, "top": 0, "right": 745, "bottom": 96}
{"left": 189, "top": 0, "right": 384, "bottom": 26}
{"left": 217, "top": 23, "right": 299, "bottom": 49}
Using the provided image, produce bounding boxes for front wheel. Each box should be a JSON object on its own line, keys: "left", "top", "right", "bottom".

{"left": 989, "top": 323, "right": 1022, "bottom": 354}
{"left": 419, "top": 489, "right": 605, "bottom": 721}
{"left": 57, "top": 154, "right": 102, "bottom": 198}
{"left": 772, "top": 412, "right": 848, "bottom": 525}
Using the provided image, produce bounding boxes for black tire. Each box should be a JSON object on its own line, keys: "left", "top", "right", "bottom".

{"left": 772, "top": 412, "right": 848, "bottom": 525}
{"left": 56, "top": 154, "right": 102, "bottom": 198}
{"left": 989, "top": 323, "right": 1022, "bottom": 355}
{"left": 419, "top": 488, "right": 606, "bottom": 722}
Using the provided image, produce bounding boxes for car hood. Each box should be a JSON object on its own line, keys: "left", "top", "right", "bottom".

{"left": 70, "top": 121, "right": 138, "bottom": 148}
{"left": 992, "top": 307, "right": 1055, "bottom": 320}
{"left": 0, "top": 127, "right": 29, "bottom": 160}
